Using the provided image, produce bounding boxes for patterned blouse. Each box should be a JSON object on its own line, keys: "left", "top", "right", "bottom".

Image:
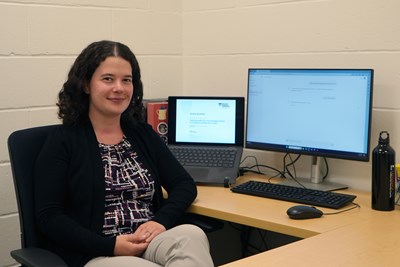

{"left": 98, "top": 136, "right": 155, "bottom": 236}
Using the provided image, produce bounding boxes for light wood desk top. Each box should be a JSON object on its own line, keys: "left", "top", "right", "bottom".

{"left": 188, "top": 174, "right": 400, "bottom": 266}
{"left": 189, "top": 174, "right": 372, "bottom": 238}
{"left": 220, "top": 213, "right": 400, "bottom": 267}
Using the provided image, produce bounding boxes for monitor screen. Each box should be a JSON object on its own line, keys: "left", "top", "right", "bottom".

{"left": 246, "top": 68, "right": 374, "bottom": 162}
{"left": 168, "top": 96, "right": 245, "bottom": 146}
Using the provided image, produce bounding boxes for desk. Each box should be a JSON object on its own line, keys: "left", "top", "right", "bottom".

{"left": 188, "top": 174, "right": 400, "bottom": 266}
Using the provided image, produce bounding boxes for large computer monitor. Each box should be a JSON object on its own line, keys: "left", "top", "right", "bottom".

{"left": 246, "top": 68, "right": 374, "bottom": 191}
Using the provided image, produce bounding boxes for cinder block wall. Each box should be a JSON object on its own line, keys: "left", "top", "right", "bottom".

{"left": 1, "top": 0, "right": 399, "bottom": 266}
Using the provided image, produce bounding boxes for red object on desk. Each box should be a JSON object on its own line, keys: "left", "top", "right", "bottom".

{"left": 146, "top": 101, "right": 168, "bottom": 143}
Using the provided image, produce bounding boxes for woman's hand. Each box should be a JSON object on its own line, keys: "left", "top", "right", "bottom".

{"left": 113, "top": 221, "right": 166, "bottom": 256}
{"left": 114, "top": 234, "right": 149, "bottom": 256}
{"left": 134, "top": 221, "right": 166, "bottom": 243}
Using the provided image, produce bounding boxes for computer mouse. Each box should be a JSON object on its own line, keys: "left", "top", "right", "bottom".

{"left": 286, "top": 205, "right": 323, "bottom": 220}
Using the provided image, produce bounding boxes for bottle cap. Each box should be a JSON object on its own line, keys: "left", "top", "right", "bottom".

{"left": 379, "top": 131, "right": 390, "bottom": 144}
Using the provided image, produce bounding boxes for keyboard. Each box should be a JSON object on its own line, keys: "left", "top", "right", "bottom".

{"left": 169, "top": 146, "right": 237, "bottom": 168}
{"left": 231, "top": 180, "right": 357, "bottom": 209}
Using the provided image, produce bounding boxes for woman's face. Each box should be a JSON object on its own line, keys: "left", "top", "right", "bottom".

{"left": 86, "top": 56, "right": 133, "bottom": 121}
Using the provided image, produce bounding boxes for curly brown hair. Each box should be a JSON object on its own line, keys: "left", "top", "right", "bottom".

{"left": 57, "top": 40, "right": 144, "bottom": 125}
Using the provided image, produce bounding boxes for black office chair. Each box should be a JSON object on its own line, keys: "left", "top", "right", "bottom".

{"left": 8, "top": 125, "right": 67, "bottom": 267}
{"left": 8, "top": 125, "right": 223, "bottom": 267}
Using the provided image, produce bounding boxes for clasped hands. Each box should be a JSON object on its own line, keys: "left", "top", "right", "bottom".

{"left": 114, "top": 221, "right": 166, "bottom": 256}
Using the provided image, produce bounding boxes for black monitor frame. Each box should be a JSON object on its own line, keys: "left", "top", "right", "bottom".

{"left": 245, "top": 68, "right": 374, "bottom": 190}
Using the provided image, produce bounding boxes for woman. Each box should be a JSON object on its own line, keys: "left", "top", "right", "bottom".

{"left": 34, "top": 40, "right": 214, "bottom": 267}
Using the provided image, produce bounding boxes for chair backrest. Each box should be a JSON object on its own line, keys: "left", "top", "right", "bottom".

{"left": 8, "top": 125, "right": 59, "bottom": 248}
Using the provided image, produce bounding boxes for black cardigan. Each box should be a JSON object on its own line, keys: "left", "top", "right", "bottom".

{"left": 34, "top": 121, "right": 197, "bottom": 267}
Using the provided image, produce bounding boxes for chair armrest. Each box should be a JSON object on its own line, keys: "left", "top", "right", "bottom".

{"left": 11, "top": 247, "right": 68, "bottom": 267}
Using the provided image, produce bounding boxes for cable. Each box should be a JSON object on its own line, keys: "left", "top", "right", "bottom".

{"left": 283, "top": 153, "right": 306, "bottom": 188}
{"left": 241, "top": 164, "right": 284, "bottom": 177}
{"left": 283, "top": 153, "right": 301, "bottom": 178}
{"left": 282, "top": 154, "right": 331, "bottom": 188}
{"left": 240, "top": 155, "right": 285, "bottom": 178}
{"left": 240, "top": 155, "right": 262, "bottom": 174}
{"left": 323, "top": 202, "right": 361, "bottom": 215}
{"left": 322, "top": 157, "right": 329, "bottom": 180}
{"left": 240, "top": 153, "right": 331, "bottom": 190}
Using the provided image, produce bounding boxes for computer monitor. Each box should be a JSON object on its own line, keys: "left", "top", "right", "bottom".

{"left": 246, "top": 68, "right": 374, "bottom": 191}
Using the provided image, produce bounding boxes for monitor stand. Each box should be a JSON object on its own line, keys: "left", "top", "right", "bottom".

{"left": 279, "top": 156, "right": 348, "bottom": 192}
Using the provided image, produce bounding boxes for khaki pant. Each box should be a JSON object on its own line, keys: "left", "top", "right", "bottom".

{"left": 85, "top": 224, "right": 214, "bottom": 267}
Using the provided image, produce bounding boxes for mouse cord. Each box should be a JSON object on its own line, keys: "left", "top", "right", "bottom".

{"left": 322, "top": 202, "right": 361, "bottom": 215}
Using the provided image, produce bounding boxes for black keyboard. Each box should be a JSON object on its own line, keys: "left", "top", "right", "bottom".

{"left": 231, "top": 180, "right": 356, "bottom": 209}
{"left": 169, "top": 146, "right": 237, "bottom": 168}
